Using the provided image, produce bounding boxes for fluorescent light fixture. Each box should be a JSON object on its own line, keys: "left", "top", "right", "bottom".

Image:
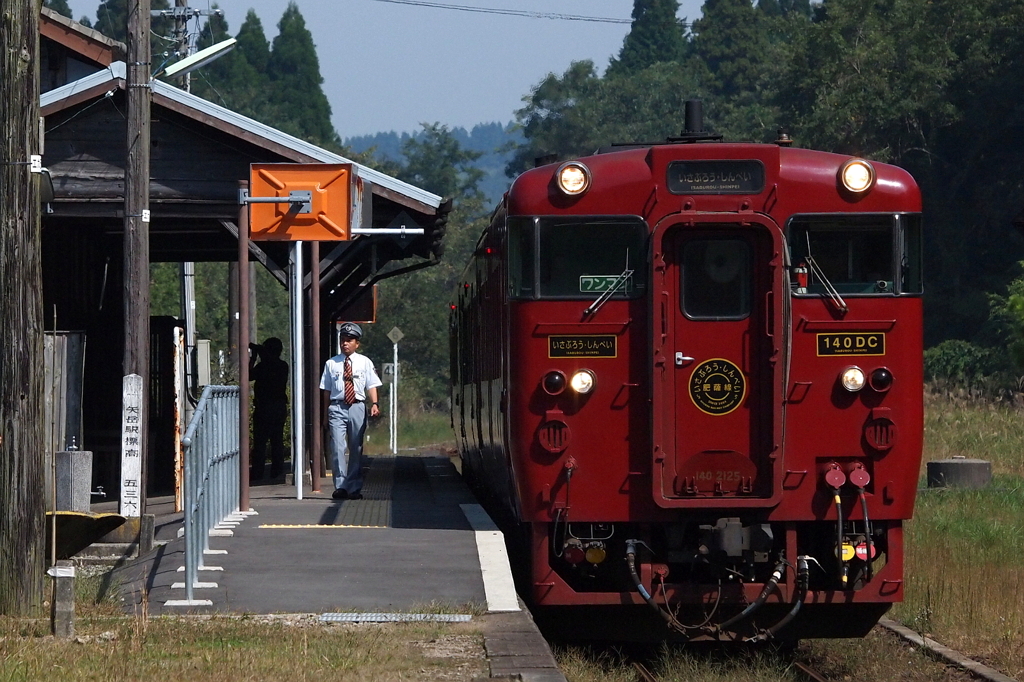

{"left": 162, "top": 38, "right": 237, "bottom": 78}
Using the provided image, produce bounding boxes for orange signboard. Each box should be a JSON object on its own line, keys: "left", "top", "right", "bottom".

{"left": 248, "top": 163, "right": 353, "bottom": 241}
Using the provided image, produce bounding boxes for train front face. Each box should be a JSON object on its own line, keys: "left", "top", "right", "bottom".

{"left": 502, "top": 143, "right": 923, "bottom": 640}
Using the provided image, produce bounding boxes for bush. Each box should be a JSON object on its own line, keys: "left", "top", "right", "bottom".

{"left": 923, "top": 339, "right": 998, "bottom": 384}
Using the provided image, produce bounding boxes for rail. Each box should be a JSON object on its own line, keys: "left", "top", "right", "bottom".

{"left": 180, "top": 385, "right": 240, "bottom": 602}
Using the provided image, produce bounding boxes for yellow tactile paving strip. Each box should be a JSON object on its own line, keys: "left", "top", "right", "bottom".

{"left": 259, "top": 524, "right": 386, "bottom": 529}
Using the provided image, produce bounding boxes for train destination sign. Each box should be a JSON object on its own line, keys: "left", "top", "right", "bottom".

{"left": 816, "top": 332, "right": 886, "bottom": 356}
{"left": 667, "top": 160, "right": 766, "bottom": 195}
{"left": 549, "top": 335, "right": 617, "bottom": 358}
{"left": 579, "top": 274, "right": 633, "bottom": 293}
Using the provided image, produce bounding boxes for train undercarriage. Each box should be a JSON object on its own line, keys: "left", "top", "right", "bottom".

{"left": 524, "top": 517, "right": 902, "bottom": 642}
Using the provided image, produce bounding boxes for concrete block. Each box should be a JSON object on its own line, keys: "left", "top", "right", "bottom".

{"left": 926, "top": 457, "right": 992, "bottom": 489}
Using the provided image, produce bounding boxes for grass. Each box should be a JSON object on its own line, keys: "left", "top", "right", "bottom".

{"left": 363, "top": 409, "right": 456, "bottom": 456}
{"left": 554, "top": 629, "right": 964, "bottom": 681}
{"left": 0, "top": 609, "right": 486, "bottom": 682}
{"left": 888, "top": 388, "right": 1024, "bottom": 679}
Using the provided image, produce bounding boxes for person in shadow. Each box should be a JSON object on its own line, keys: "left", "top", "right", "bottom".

{"left": 249, "top": 337, "right": 288, "bottom": 481}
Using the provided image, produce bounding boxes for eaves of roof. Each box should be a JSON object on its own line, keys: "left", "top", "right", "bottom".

{"left": 40, "top": 7, "right": 126, "bottom": 65}
{"left": 40, "top": 61, "right": 443, "bottom": 213}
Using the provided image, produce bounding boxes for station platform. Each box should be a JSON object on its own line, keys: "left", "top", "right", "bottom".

{"left": 99, "top": 453, "right": 565, "bottom": 681}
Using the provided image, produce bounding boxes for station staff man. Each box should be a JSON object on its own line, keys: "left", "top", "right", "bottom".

{"left": 319, "top": 322, "right": 381, "bottom": 500}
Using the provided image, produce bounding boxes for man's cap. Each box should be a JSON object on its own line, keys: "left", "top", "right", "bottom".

{"left": 339, "top": 322, "right": 362, "bottom": 339}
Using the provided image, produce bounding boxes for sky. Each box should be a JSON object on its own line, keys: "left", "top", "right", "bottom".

{"left": 65, "top": 0, "right": 704, "bottom": 139}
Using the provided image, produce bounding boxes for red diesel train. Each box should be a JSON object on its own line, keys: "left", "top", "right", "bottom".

{"left": 451, "top": 103, "right": 923, "bottom": 642}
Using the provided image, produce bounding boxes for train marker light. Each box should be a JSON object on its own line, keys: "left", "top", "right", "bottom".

{"left": 556, "top": 162, "right": 591, "bottom": 196}
{"left": 564, "top": 538, "right": 586, "bottom": 564}
{"left": 869, "top": 367, "right": 893, "bottom": 392}
{"left": 570, "top": 369, "right": 596, "bottom": 394}
{"left": 840, "top": 366, "right": 866, "bottom": 392}
{"left": 839, "top": 158, "right": 876, "bottom": 194}
{"left": 585, "top": 542, "right": 607, "bottom": 565}
{"left": 543, "top": 371, "right": 567, "bottom": 395}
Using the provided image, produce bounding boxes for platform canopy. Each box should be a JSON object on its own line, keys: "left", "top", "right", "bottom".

{"left": 40, "top": 59, "right": 447, "bottom": 320}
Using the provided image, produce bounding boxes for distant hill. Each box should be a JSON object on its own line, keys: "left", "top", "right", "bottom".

{"left": 344, "top": 122, "right": 523, "bottom": 207}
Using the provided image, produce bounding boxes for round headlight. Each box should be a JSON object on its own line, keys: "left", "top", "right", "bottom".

{"left": 841, "top": 366, "right": 866, "bottom": 392}
{"left": 542, "top": 371, "right": 567, "bottom": 395}
{"left": 569, "top": 369, "right": 596, "bottom": 394}
{"left": 869, "top": 367, "right": 893, "bottom": 392}
{"left": 556, "top": 162, "right": 591, "bottom": 196}
{"left": 839, "top": 158, "right": 876, "bottom": 194}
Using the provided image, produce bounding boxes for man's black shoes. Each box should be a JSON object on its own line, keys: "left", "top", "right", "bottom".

{"left": 331, "top": 488, "right": 348, "bottom": 500}
{"left": 348, "top": 492, "right": 363, "bottom": 500}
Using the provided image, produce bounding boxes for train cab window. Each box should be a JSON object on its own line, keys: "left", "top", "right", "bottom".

{"left": 788, "top": 216, "right": 908, "bottom": 295}
{"left": 508, "top": 217, "right": 648, "bottom": 299}
{"left": 681, "top": 238, "right": 751, "bottom": 319}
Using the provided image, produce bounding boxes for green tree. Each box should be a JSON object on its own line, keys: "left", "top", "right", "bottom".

{"left": 43, "top": 0, "right": 73, "bottom": 19}
{"left": 507, "top": 60, "right": 703, "bottom": 175}
{"left": 774, "top": 0, "right": 957, "bottom": 162}
{"left": 93, "top": 0, "right": 173, "bottom": 51}
{"left": 188, "top": 9, "right": 273, "bottom": 121}
{"left": 265, "top": 2, "right": 340, "bottom": 148}
{"left": 606, "top": 0, "right": 691, "bottom": 78}
{"left": 692, "top": 0, "right": 772, "bottom": 101}
{"left": 399, "top": 123, "right": 484, "bottom": 202}
{"left": 362, "top": 124, "right": 489, "bottom": 409}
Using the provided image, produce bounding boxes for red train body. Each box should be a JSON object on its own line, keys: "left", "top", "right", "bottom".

{"left": 451, "top": 121, "right": 923, "bottom": 642}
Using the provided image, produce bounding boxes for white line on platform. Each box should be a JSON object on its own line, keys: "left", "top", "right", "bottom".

{"left": 171, "top": 581, "right": 218, "bottom": 589}
{"left": 177, "top": 565, "right": 223, "bottom": 571}
{"left": 460, "top": 503, "right": 520, "bottom": 613}
{"left": 164, "top": 599, "right": 213, "bottom": 606}
{"left": 204, "top": 549, "right": 228, "bottom": 555}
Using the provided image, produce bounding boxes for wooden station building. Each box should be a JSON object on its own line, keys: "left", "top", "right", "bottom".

{"left": 38, "top": 9, "right": 447, "bottom": 501}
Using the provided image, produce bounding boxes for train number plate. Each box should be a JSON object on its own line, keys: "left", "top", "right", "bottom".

{"left": 816, "top": 332, "right": 886, "bottom": 356}
{"left": 548, "top": 335, "right": 617, "bottom": 358}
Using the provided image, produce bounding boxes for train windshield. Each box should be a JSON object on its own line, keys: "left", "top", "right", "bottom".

{"left": 787, "top": 214, "right": 923, "bottom": 295}
{"left": 508, "top": 216, "right": 648, "bottom": 299}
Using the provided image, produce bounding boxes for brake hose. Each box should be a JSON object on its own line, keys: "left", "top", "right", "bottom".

{"left": 625, "top": 539, "right": 687, "bottom": 634}
{"left": 748, "top": 555, "right": 809, "bottom": 642}
{"left": 833, "top": 486, "right": 848, "bottom": 588}
{"left": 858, "top": 487, "right": 873, "bottom": 582}
{"left": 717, "top": 557, "right": 787, "bottom": 633}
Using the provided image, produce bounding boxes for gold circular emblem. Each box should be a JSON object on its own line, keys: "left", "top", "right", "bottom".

{"left": 689, "top": 358, "right": 747, "bottom": 415}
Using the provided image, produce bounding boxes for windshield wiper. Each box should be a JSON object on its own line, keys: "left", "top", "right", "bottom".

{"left": 583, "top": 267, "right": 633, "bottom": 318}
{"left": 804, "top": 233, "right": 848, "bottom": 313}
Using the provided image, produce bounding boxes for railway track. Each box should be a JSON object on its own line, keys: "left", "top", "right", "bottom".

{"left": 550, "top": 620, "right": 1018, "bottom": 682}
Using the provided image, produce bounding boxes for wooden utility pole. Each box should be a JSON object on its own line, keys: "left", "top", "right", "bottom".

{"left": 124, "top": 0, "right": 152, "bottom": 509}
{"left": 0, "top": 0, "right": 47, "bottom": 614}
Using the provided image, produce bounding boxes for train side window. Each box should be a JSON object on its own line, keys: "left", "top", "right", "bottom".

{"left": 788, "top": 216, "right": 896, "bottom": 295}
{"left": 900, "top": 214, "right": 923, "bottom": 294}
{"left": 508, "top": 219, "right": 536, "bottom": 298}
{"left": 681, "top": 238, "right": 751, "bottom": 320}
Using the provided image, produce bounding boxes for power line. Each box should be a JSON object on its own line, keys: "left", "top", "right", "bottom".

{"left": 366, "top": 0, "right": 633, "bottom": 24}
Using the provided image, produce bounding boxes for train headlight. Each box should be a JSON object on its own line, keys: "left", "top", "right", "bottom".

{"left": 841, "top": 366, "right": 866, "bottom": 392}
{"left": 839, "top": 158, "right": 876, "bottom": 194}
{"left": 542, "top": 371, "right": 567, "bottom": 395}
{"left": 569, "top": 369, "right": 596, "bottom": 394}
{"left": 556, "top": 162, "right": 591, "bottom": 196}
{"left": 869, "top": 367, "right": 894, "bottom": 392}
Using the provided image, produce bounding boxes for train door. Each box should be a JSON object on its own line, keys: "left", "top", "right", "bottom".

{"left": 651, "top": 217, "right": 785, "bottom": 506}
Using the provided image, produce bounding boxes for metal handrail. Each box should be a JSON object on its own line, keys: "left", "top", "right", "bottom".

{"left": 180, "top": 385, "right": 240, "bottom": 602}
